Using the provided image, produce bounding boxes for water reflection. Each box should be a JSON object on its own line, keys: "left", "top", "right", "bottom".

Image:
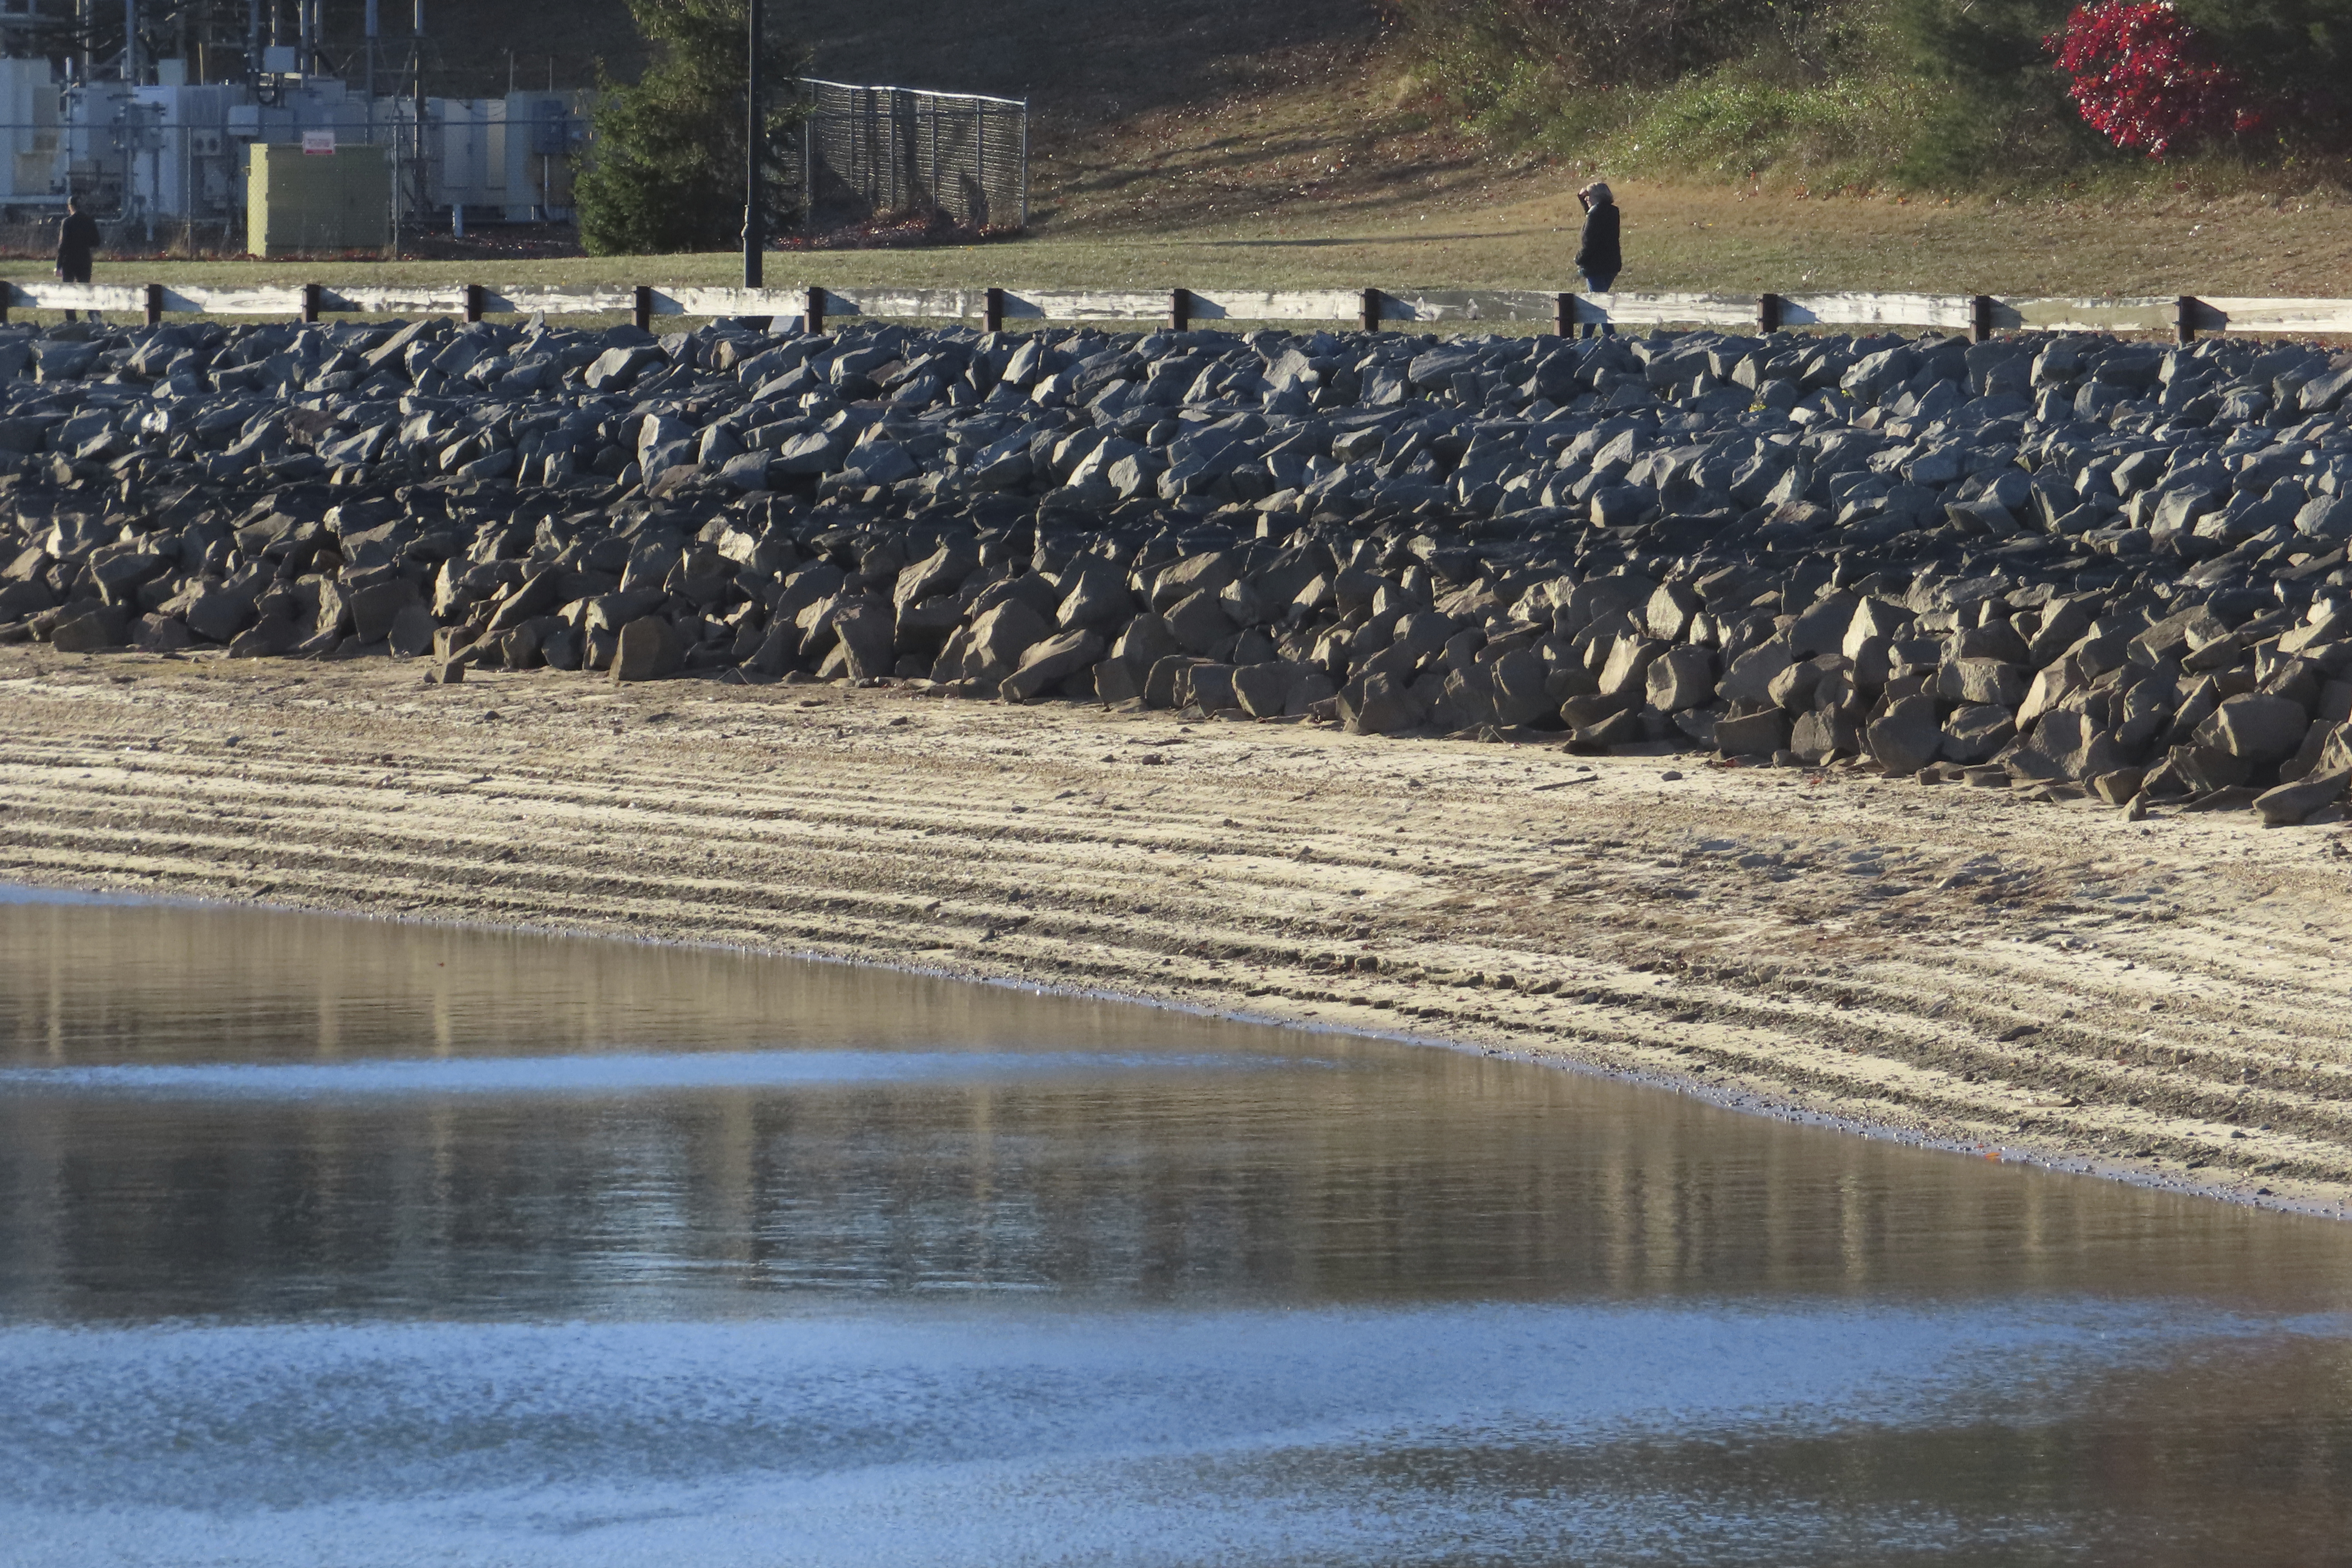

{"left": 1, "top": 894, "right": 2349, "bottom": 1565}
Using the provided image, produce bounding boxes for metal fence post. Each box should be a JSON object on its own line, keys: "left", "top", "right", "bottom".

{"left": 633, "top": 285, "right": 653, "bottom": 333}
{"left": 301, "top": 282, "right": 321, "bottom": 323}
{"left": 1555, "top": 292, "right": 1574, "bottom": 338}
{"left": 465, "top": 282, "right": 485, "bottom": 323}
{"left": 1170, "top": 288, "right": 1191, "bottom": 333}
{"left": 805, "top": 286, "right": 825, "bottom": 334}
{"left": 1970, "top": 294, "right": 1993, "bottom": 343}
{"left": 145, "top": 283, "right": 163, "bottom": 327}
{"left": 1759, "top": 293, "right": 1782, "bottom": 334}
{"left": 983, "top": 286, "right": 1005, "bottom": 334}
{"left": 1361, "top": 289, "right": 1382, "bottom": 332}
{"left": 2176, "top": 295, "right": 2198, "bottom": 344}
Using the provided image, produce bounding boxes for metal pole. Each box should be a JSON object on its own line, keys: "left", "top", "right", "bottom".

{"left": 123, "top": 0, "right": 136, "bottom": 82}
{"left": 743, "top": 0, "right": 761, "bottom": 287}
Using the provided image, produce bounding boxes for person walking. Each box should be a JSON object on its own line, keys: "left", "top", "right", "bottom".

{"left": 55, "top": 195, "right": 102, "bottom": 324}
{"left": 1573, "top": 181, "right": 1620, "bottom": 337}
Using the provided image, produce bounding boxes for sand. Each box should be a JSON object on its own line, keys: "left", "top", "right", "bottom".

{"left": 3, "top": 644, "right": 2348, "bottom": 1218}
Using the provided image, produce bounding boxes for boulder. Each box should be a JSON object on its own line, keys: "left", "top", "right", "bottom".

{"left": 610, "top": 615, "right": 684, "bottom": 682}
{"left": 1643, "top": 644, "right": 1715, "bottom": 712}
{"left": 1936, "top": 658, "right": 2025, "bottom": 708}
{"left": 1340, "top": 671, "right": 1425, "bottom": 735}
{"left": 1940, "top": 704, "right": 2017, "bottom": 764}
{"left": 48, "top": 608, "right": 122, "bottom": 652}
{"left": 1867, "top": 693, "right": 1941, "bottom": 775}
{"left": 1162, "top": 589, "right": 1238, "bottom": 657}
{"left": 2254, "top": 768, "right": 2349, "bottom": 826}
{"left": 1000, "top": 629, "right": 1105, "bottom": 702}
{"left": 965, "top": 598, "right": 1054, "bottom": 682}
{"left": 1789, "top": 708, "right": 1858, "bottom": 764}
{"left": 1715, "top": 708, "right": 1788, "bottom": 757}
{"left": 831, "top": 598, "right": 897, "bottom": 679}
{"left": 2194, "top": 693, "right": 2309, "bottom": 762}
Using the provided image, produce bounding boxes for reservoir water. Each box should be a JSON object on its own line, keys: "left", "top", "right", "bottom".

{"left": 1, "top": 890, "right": 2348, "bottom": 1566}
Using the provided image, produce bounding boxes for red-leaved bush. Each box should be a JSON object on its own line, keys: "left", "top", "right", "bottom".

{"left": 2044, "top": 0, "right": 2261, "bottom": 158}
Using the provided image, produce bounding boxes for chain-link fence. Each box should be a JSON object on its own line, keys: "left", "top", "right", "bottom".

{"left": 797, "top": 78, "right": 1026, "bottom": 232}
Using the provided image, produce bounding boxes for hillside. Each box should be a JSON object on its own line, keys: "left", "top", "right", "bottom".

{"left": 327, "top": 0, "right": 1381, "bottom": 126}
{"left": 276, "top": 0, "right": 2352, "bottom": 296}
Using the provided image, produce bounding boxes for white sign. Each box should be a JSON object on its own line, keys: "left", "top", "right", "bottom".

{"left": 301, "top": 130, "right": 335, "bottom": 156}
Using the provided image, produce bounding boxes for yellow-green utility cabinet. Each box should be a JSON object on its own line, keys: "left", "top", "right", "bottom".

{"left": 246, "top": 143, "right": 390, "bottom": 258}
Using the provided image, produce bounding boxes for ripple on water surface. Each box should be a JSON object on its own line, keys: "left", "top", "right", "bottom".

{"left": 2, "top": 890, "right": 2350, "bottom": 1566}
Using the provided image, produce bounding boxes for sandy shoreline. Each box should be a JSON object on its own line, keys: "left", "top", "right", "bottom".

{"left": 3, "top": 644, "right": 2349, "bottom": 1218}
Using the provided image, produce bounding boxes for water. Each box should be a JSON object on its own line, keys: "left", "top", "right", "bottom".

{"left": 2, "top": 893, "right": 2349, "bottom": 1566}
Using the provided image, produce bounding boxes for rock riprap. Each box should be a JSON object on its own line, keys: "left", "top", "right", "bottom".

{"left": 5, "top": 312, "right": 2352, "bottom": 821}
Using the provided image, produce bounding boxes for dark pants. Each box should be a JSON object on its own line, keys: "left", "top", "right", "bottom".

{"left": 58, "top": 261, "right": 92, "bottom": 322}
{"left": 1579, "top": 270, "right": 1617, "bottom": 336}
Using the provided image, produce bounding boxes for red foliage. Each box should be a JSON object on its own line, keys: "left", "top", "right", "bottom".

{"left": 2044, "top": 0, "right": 2261, "bottom": 158}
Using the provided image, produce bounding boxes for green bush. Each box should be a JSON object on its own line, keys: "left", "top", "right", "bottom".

{"left": 575, "top": 0, "right": 804, "bottom": 257}
{"left": 1883, "top": 0, "right": 2107, "bottom": 185}
{"left": 2173, "top": 0, "right": 2352, "bottom": 149}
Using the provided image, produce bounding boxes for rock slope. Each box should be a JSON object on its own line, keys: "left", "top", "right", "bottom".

{"left": 4, "top": 310, "right": 2352, "bottom": 822}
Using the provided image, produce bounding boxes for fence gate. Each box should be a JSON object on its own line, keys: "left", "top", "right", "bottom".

{"left": 797, "top": 78, "right": 1027, "bottom": 231}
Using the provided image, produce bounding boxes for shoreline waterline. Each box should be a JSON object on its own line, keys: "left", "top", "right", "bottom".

{"left": 2, "top": 872, "right": 2342, "bottom": 1224}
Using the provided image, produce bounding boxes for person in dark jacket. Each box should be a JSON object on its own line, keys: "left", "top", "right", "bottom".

{"left": 1572, "top": 181, "right": 1620, "bottom": 336}
{"left": 55, "top": 195, "right": 102, "bottom": 324}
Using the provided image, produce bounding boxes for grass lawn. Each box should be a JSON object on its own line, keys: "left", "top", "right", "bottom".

{"left": 38, "top": 180, "right": 2352, "bottom": 308}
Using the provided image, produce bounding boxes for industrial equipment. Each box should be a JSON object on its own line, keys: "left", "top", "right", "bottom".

{"left": 0, "top": 2, "right": 586, "bottom": 240}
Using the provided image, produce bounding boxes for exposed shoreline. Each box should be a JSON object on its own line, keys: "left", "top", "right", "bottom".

{"left": 3, "top": 646, "right": 2349, "bottom": 1220}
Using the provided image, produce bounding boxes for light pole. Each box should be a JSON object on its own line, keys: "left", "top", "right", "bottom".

{"left": 743, "top": 0, "right": 763, "bottom": 288}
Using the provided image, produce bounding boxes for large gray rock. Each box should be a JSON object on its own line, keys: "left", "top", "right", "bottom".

{"left": 348, "top": 577, "right": 424, "bottom": 643}
{"left": 1162, "top": 589, "right": 1237, "bottom": 656}
{"left": 1936, "top": 658, "right": 2024, "bottom": 708}
{"left": 49, "top": 608, "right": 122, "bottom": 652}
{"left": 1598, "top": 636, "right": 1665, "bottom": 701}
{"left": 179, "top": 575, "right": 265, "bottom": 644}
{"left": 1000, "top": 628, "right": 1105, "bottom": 702}
{"left": 1940, "top": 704, "right": 2017, "bottom": 764}
{"left": 965, "top": 598, "right": 1053, "bottom": 683}
{"left": 1867, "top": 694, "right": 1941, "bottom": 775}
{"left": 1715, "top": 708, "right": 1787, "bottom": 757}
{"left": 2256, "top": 768, "right": 2349, "bottom": 825}
{"left": 1232, "top": 659, "right": 1334, "bottom": 719}
{"left": 1720, "top": 640, "right": 1795, "bottom": 706}
{"left": 1151, "top": 552, "right": 1239, "bottom": 612}
{"left": 584, "top": 344, "right": 661, "bottom": 392}
{"left": 2195, "top": 693, "right": 2309, "bottom": 761}
{"left": 387, "top": 603, "right": 438, "bottom": 659}
{"left": 774, "top": 430, "right": 847, "bottom": 476}
{"left": 1789, "top": 707, "right": 1857, "bottom": 764}
{"left": 1644, "top": 644, "right": 1715, "bottom": 712}
{"left": 610, "top": 616, "right": 683, "bottom": 681}
{"left": 829, "top": 598, "right": 897, "bottom": 679}
{"left": 2031, "top": 710, "right": 2131, "bottom": 780}
{"left": 1341, "top": 671, "right": 1424, "bottom": 735}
